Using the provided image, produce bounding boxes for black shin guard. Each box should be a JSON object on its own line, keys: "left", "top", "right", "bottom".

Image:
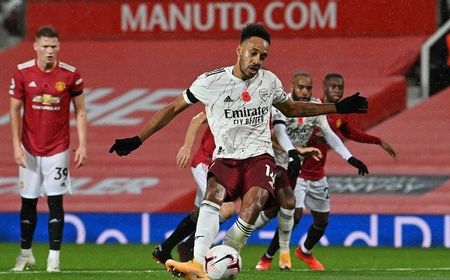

{"left": 20, "top": 197, "right": 38, "bottom": 249}
{"left": 48, "top": 195, "right": 64, "bottom": 250}
{"left": 304, "top": 223, "right": 327, "bottom": 251}
{"left": 161, "top": 214, "right": 196, "bottom": 252}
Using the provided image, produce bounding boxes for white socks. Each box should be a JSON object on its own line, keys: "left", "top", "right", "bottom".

{"left": 222, "top": 217, "right": 255, "bottom": 253}
{"left": 48, "top": 250, "right": 60, "bottom": 260}
{"left": 21, "top": 248, "right": 33, "bottom": 257}
{"left": 254, "top": 211, "right": 271, "bottom": 229}
{"left": 194, "top": 200, "right": 220, "bottom": 265}
{"left": 277, "top": 207, "right": 294, "bottom": 253}
{"left": 301, "top": 242, "right": 312, "bottom": 254}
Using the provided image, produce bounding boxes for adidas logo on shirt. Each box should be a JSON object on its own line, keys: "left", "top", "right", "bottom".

{"left": 28, "top": 81, "right": 37, "bottom": 87}
{"left": 224, "top": 96, "right": 233, "bottom": 102}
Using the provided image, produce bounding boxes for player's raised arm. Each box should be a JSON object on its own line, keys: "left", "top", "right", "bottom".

{"left": 109, "top": 95, "right": 191, "bottom": 156}
{"left": 275, "top": 92, "right": 368, "bottom": 117}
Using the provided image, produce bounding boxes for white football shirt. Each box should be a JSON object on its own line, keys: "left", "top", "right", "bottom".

{"left": 272, "top": 97, "right": 352, "bottom": 168}
{"left": 183, "top": 66, "right": 288, "bottom": 159}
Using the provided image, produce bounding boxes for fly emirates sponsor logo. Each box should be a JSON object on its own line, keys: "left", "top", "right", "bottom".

{"left": 224, "top": 106, "right": 269, "bottom": 126}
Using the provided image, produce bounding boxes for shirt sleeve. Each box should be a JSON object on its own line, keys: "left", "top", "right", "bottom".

{"left": 271, "top": 107, "right": 286, "bottom": 126}
{"left": 318, "top": 115, "right": 352, "bottom": 160}
{"left": 272, "top": 75, "right": 289, "bottom": 105}
{"left": 273, "top": 123, "right": 295, "bottom": 151}
{"left": 70, "top": 69, "right": 84, "bottom": 97}
{"left": 339, "top": 121, "right": 382, "bottom": 144}
{"left": 183, "top": 73, "right": 209, "bottom": 105}
{"left": 9, "top": 68, "right": 24, "bottom": 99}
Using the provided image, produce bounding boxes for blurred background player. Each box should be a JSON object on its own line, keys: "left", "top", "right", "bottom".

{"left": 318, "top": 73, "right": 396, "bottom": 159}
{"left": 9, "top": 25, "right": 87, "bottom": 272}
{"left": 255, "top": 117, "right": 323, "bottom": 271}
{"left": 152, "top": 112, "right": 235, "bottom": 264}
{"left": 255, "top": 72, "right": 395, "bottom": 271}
{"left": 109, "top": 23, "right": 368, "bottom": 280}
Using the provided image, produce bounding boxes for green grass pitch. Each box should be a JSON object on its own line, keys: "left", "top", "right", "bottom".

{"left": 1, "top": 243, "right": 449, "bottom": 279}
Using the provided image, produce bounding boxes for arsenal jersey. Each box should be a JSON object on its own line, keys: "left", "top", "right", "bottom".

{"left": 183, "top": 66, "right": 288, "bottom": 160}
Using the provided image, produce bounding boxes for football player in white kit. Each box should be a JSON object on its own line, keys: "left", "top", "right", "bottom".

{"left": 255, "top": 72, "right": 368, "bottom": 272}
{"left": 152, "top": 112, "right": 236, "bottom": 264}
{"left": 110, "top": 23, "right": 368, "bottom": 280}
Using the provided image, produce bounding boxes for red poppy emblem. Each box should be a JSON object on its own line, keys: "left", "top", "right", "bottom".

{"left": 241, "top": 91, "right": 251, "bottom": 102}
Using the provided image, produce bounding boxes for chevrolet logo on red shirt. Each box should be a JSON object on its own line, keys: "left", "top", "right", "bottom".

{"left": 32, "top": 94, "right": 61, "bottom": 105}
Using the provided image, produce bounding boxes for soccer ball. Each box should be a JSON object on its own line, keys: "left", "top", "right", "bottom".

{"left": 204, "top": 245, "right": 242, "bottom": 280}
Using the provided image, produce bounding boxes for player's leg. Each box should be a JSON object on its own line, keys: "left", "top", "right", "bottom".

{"left": 166, "top": 155, "right": 275, "bottom": 279}
{"left": 303, "top": 211, "right": 328, "bottom": 253}
{"left": 219, "top": 201, "right": 236, "bottom": 221}
{"left": 47, "top": 195, "right": 64, "bottom": 272}
{"left": 275, "top": 185, "right": 295, "bottom": 270}
{"left": 42, "top": 149, "right": 71, "bottom": 273}
{"left": 254, "top": 205, "right": 278, "bottom": 271}
{"left": 223, "top": 154, "right": 275, "bottom": 253}
{"left": 257, "top": 205, "right": 304, "bottom": 270}
{"left": 155, "top": 163, "right": 207, "bottom": 264}
{"left": 154, "top": 208, "right": 198, "bottom": 264}
{"left": 176, "top": 201, "right": 236, "bottom": 262}
{"left": 255, "top": 166, "right": 296, "bottom": 271}
{"left": 166, "top": 175, "right": 227, "bottom": 279}
{"left": 11, "top": 198, "right": 39, "bottom": 272}
{"left": 11, "top": 149, "right": 40, "bottom": 272}
{"left": 223, "top": 186, "right": 269, "bottom": 251}
{"left": 295, "top": 177, "right": 329, "bottom": 271}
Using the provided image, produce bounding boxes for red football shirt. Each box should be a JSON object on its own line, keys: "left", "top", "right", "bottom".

{"left": 9, "top": 59, "right": 84, "bottom": 156}
{"left": 191, "top": 126, "right": 215, "bottom": 167}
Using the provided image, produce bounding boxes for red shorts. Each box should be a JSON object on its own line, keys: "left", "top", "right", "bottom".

{"left": 274, "top": 166, "right": 295, "bottom": 193}
{"left": 264, "top": 165, "right": 297, "bottom": 209}
{"left": 208, "top": 153, "right": 276, "bottom": 202}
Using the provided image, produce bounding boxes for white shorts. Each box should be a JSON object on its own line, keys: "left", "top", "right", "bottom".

{"left": 19, "top": 149, "right": 72, "bottom": 199}
{"left": 294, "top": 177, "right": 330, "bottom": 212}
{"left": 192, "top": 163, "right": 208, "bottom": 207}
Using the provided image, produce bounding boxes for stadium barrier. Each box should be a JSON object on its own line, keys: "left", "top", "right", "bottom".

{"left": 0, "top": 212, "right": 449, "bottom": 247}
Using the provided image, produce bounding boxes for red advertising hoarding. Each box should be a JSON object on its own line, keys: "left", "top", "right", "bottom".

{"left": 26, "top": 0, "right": 436, "bottom": 40}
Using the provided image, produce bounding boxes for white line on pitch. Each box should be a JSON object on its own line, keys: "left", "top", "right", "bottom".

{"left": 2, "top": 267, "right": 450, "bottom": 274}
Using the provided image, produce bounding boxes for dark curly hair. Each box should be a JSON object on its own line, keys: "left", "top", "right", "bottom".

{"left": 240, "top": 23, "right": 270, "bottom": 45}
